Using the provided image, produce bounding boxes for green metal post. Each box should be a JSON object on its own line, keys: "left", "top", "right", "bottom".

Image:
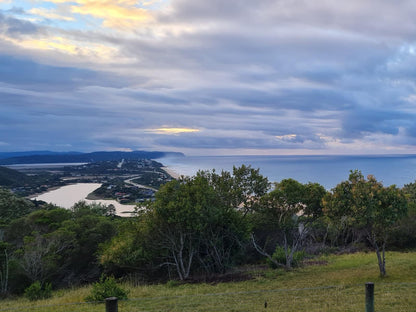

{"left": 365, "top": 282, "right": 374, "bottom": 312}
{"left": 106, "top": 297, "right": 118, "bottom": 312}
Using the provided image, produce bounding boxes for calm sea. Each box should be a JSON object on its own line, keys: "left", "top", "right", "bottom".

{"left": 159, "top": 155, "right": 416, "bottom": 189}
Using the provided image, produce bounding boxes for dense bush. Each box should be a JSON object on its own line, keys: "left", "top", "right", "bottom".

{"left": 85, "top": 275, "right": 128, "bottom": 302}
{"left": 24, "top": 281, "right": 52, "bottom": 301}
{"left": 267, "top": 246, "right": 306, "bottom": 269}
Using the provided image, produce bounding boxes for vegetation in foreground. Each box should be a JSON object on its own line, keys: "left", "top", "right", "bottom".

{"left": 0, "top": 251, "right": 415, "bottom": 311}
{"left": 0, "top": 164, "right": 416, "bottom": 310}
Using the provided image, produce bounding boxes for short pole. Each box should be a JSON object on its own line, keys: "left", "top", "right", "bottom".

{"left": 365, "top": 282, "right": 374, "bottom": 312}
{"left": 106, "top": 297, "right": 118, "bottom": 312}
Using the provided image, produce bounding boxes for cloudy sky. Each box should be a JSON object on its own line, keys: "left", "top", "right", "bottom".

{"left": 1, "top": 0, "right": 416, "bottom": 155}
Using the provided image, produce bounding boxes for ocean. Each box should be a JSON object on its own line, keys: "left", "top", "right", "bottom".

{"left": 159, "top": 154, "right": 416, "bottom": 190}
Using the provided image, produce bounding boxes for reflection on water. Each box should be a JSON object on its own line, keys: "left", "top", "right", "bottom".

{"left": 32, "top": 183, "right": 137, "bottom": 217}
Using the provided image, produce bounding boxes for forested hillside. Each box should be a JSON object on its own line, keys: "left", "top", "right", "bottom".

{"left": 0, "top": 166, "right": 415, "bottom": 300}
{"left": 0, "top": 166, "right": 33, "bottom": 187}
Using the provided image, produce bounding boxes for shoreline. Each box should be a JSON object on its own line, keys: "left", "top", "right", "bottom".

{"left": 29, "top": 183, "right": 137, "bottom": 216}
{"left": 162, "top": 166, "right": 183, "bottom": 179}
{"left": 29, "top": 183, "right": 73, "bottom": 199}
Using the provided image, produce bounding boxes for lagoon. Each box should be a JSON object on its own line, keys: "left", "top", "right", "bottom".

{"left": 32, "top": 183, "right": 137, "bottom": 216}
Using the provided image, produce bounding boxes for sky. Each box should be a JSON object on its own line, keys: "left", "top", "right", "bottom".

{"left": 1, "top": 0, "right": 416, "bottom": 156}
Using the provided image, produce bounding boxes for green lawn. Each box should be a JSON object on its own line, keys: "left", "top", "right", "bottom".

{"left": 1, "top": 251, "right": 416, "bottom": 311}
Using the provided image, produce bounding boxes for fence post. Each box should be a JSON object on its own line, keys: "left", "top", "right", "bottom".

{"left": 105, "top": 297, "right": 118, "bottom": 312}
{"left": 365, "top": 282, "right": 374, "bottom": 312}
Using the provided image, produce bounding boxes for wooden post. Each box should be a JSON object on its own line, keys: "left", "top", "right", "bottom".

{"left": 365, "top": 282, "right": 374, "bottom": 312}
{"left": 106, "top": 297, "right": 118, "bottom": 312}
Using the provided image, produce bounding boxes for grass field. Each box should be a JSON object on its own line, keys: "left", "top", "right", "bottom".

{"left": 1, "top": 251, "right": 416, "bottom": 311}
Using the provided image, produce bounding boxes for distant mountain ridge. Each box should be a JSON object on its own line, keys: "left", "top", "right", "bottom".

{"left": 0, "top": 151, "right": 184, "bottom": 165}
{"left": 0, "top": 151, "right": 82, "bottom": 160}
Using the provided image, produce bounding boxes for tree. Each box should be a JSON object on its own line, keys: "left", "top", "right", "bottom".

{"left": 19, "top": 231, "right": 72, "bottom": 284}
{"left": 323, "top": 170, "right": 407, "bottom": 276}
{"left": 148, "top": 173, "right": 249, "bottom": 279}
{"left": 59, "top": 209, "right": 117, "bottom": 284}
{"left": 252, "top": 179, "right": 326, "bottom": 269}
{"left": 100, "top": 217, "right": 157, "bottom": 277}
{"left": 148, "top": 177, "right": 205, "bottom": 280}
{"left": 6, "top": 204, "right": 118, "bottom": 288}
{"left": 388, "top": 182, "right": 416, "bottom": 248}
{"left": 0, "top": 187, "right": 35, "bottom": 227}
{"left": 199, "top": 165, "right": 270, "bottom": 216}
{"left": 101, "top": 167, "right": 258, "bottom": 280}
{"left": 0, "top": 242, "right": 9, "bottom": 296}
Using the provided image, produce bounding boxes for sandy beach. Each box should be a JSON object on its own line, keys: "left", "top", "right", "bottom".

{"left": 162, "top": 166, "right": 182, "bottom": 179}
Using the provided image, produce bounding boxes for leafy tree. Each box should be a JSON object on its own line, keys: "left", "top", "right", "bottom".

{"left": 303, "top": 182, "right": 327, "bottom": 219}
{"left": 0, "top": 242, "right": 10, "bottom": 296}
{"left": 6, "top": 204, "right": 118, "bottom": 289}
{"left": 0, "top": 187, "right": 35, "bottom": 227}
{"left": 18, "top": 229, "right": 74, "bottom": 285}
{"left": 101, "top": 167, "right": 258, "bottom": 280}
{"left": 149, "top": 174, "right": 248, "bottom": 279}
{"left": 402, "top": 181, "right": 416, "bottom": 203}
{"left": 252, "top": 179, "right": 324, "bottom": 269}
{"left": 323, "top": 170, "right": 407, "bottom": 276}
{"left": 100, "top": 216, "right": 158, "bottom": 278}
{"left": 204, "top": 165, "right": 270, "bottom": 216}
{"left": 71, "top": 201, "right": 112, "bottom": 217}
{"left": 59, "top": 208, "right": 117, "bottom": 284}
{"left": 388, "top": 182, "right": 416, "bottom": 248}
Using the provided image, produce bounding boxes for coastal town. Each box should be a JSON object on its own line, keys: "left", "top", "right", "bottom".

{"left": 4, "top": 159, "right": 175, "bottom": 204}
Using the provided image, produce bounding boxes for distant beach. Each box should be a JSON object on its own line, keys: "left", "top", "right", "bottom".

{"left": 161, "top": 166, "right": 181, "bottom": 179}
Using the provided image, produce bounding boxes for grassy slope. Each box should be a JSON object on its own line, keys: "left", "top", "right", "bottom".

{"left": 2, "top": 251, "right": 416, "bottom": 311}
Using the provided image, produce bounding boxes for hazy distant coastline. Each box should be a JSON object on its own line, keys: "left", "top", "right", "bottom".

{"left": 0, "top": 150, "right": 185, "bottom": 165}
{"left": 159, "top": 154, "right": 416, "bottom": 189}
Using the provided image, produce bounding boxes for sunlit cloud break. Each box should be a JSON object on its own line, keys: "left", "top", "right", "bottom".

{"left": 29, "top": 8, "right": 74, "bottom": 21}
{"left": 147, "top": 128, "right": 201, "bottom": 135}
{"left": 41, "top": 0, "right": 155, "bottom": 29}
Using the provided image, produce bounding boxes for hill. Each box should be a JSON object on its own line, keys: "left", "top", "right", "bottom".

{"left": 0, "top": 150, "right": 184, "bottom": 165}
{"left": 0, "top": 151, "right": 82, "bottom": 160}
{"left": 0, "top": 166, "right": 33, "bottom": 187}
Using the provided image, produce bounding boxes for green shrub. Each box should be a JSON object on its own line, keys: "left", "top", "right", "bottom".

{"left": 85, "top": 275, "right": 128, "bottom": 302}
{"left": 267, "top": 246, "right": 306, "bottom": 268}
{"left": 24, "top": 281, "right": 52, "bottom": 301}
{"left": 166, "top": 280, "right": 181, "bottom": 288}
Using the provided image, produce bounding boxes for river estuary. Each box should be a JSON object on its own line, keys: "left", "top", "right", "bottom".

{"left": 32, "top": 183, "right": 137, "bottom": 216}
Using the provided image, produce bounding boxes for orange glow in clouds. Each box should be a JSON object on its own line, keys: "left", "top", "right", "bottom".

{"left": 147, "top": 128, "right": 201, "bottom": 135}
